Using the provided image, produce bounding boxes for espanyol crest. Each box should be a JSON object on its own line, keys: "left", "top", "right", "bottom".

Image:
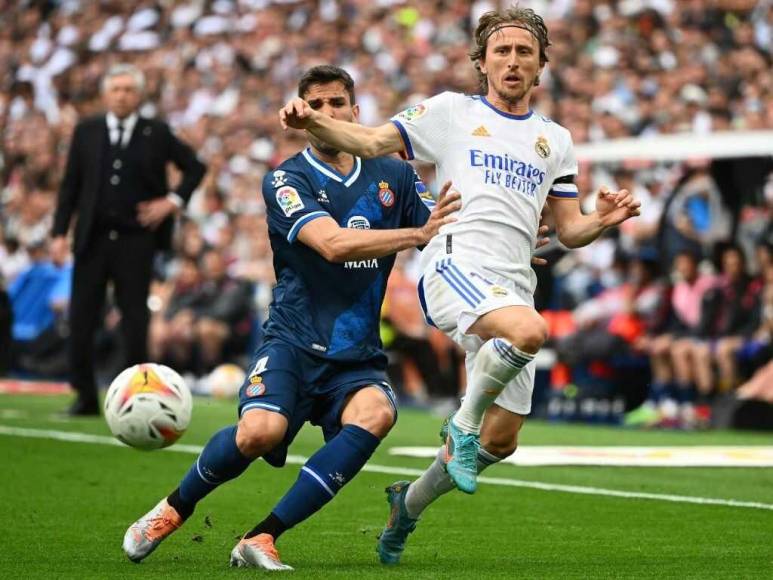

{"left": 378, "top": 181, "right": 395, "bottom": 207}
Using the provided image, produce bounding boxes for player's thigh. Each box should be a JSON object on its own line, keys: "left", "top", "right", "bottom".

{"left": 314, "top": 364, "right": 397, "bottom": 441}
{"left": 236, "top": 340, "right": 303, "bottom": 457}
{"left": 468, "top": 306, "right": 547, "bottom": 352}
{"left": 340, "top": 385, "right": 396, "bottom": 438}
{"left": 421, "top": 258, "right": 537, "bottom": 353}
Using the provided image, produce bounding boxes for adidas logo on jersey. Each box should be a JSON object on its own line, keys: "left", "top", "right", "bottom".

{"left": 471, "top": 125, "right": 491, "bottom": 137}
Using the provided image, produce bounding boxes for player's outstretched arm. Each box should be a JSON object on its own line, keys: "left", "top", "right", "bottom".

{"left": 548, "top": 186, "right": 641, "bottom": 249}
{"left": 279, "top": 98, "right": 404, "bottom": 158}
{"left": 298, "top": 182, "right": 460, "bottom": 262}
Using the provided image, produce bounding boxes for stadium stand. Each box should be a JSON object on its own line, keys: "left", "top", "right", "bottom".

{"left": 1, "top": 0, "right": 771, "bottom": 429}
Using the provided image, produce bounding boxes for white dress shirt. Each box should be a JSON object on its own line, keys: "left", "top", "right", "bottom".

{"left": 106, "top": 111, "right": 138, "bottom": 148}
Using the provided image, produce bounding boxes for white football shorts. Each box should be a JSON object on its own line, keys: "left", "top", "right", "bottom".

{"left": 418, "top": 256, "right": 536, "bottom": 415}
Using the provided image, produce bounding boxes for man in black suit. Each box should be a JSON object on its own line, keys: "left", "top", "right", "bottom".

{"left": 51, "top": 64, "right": 206, "bottom": 415}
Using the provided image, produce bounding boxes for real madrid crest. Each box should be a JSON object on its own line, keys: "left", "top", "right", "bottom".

{"left": 378, "top": 180, "right": 395, "bottom": 207}
{"left": 535, "top": 135, "right": 550, "bottom": 159}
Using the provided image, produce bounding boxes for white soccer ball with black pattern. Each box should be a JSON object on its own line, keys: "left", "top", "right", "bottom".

{"left": 104, "top": 363, "right": 192, "bottom": 450}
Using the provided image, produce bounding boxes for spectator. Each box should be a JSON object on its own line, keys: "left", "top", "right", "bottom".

{"left": 382, "top": 250, "right": 461, "bottom": 405}
{"left": 7, "top": 239, "right": 71, "bottom": 376}
{"left": 51, "top": 63, "right": 205, "bottom": 416}
{"left": 625, "top": 250, "right": 717, "bottom": 428}
{"left": 558, "top": 254, "right": 669, "bottom": 369}
{"left": 150, "top": 249, "right": 253, "bottom": 375}
{"left": 671, "top": 244, "right": 763, "bottom": 414}
{"left": 0, "top": 1, "right": 769, "bottom": 431}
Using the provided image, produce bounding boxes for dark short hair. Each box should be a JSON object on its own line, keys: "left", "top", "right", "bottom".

{"left": 674, "top": 249, "right": 700, "bottom": 264}
{"left": 298, "top": 65, "right": 356, "bottom": 104}
{"left": 469, "top": 7, "right": 551, "bottom": 93}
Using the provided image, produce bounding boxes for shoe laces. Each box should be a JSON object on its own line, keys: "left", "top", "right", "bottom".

{"left": 149, "top": 515, "right": 175, "bottom": 531}
{"left": 392, "top": 492, "right": 417, "bottom": 533}
{"left": 456, "top": 432, "right": 479, "bottom": 469}
{"left": 250, "top": 535, "right": 281, "bottom": 561}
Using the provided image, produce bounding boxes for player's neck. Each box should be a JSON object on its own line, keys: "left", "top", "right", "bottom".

{"left": 310, "top": 147, "right": 355, "bottom": 175}
{"left": 485, "top": 92, "right": 531, "bottom": 116}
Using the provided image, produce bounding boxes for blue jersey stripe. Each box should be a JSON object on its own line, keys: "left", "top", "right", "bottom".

{"left": 287, "top": 211, "right": 330, "bottom": 243}
{"left": 548, "top": 189, "right": 578, "bottom": 199}
{"left": 390, "top": 119, "right": 415, "bottom": 160}
{"left": 439, "top": 269, "right": 478, "bottom": 307}
{"left": 417, "top": 276, "right": 437, "bottom": 327}
{"left": 240, "top": 401, "right": 283, "bottom": 416}
{"left": 448, "top": 264, "right": 487, "bottom": 301}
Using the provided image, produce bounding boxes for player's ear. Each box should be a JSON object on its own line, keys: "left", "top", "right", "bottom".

{"left": 535, "top": 62, "right": 546, "bottom": 86}
{"left": 478, "top": 58, "right": 488, "bottom": 76}
{"left": 351, "top": 103, "right": 360, "bottom": 123}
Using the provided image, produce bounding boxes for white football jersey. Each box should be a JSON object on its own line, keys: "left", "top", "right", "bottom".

{"left": 391, "top": 92, "right": 578, "bottom": 294}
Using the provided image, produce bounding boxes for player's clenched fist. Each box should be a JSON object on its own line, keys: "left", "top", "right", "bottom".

{"left": 419, "top": 181, "right": 461, "bottom": 244}
{"left": 279, "top": 98, "right": 318, "bottom": 130}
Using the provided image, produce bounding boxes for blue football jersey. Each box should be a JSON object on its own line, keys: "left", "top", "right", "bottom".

{"left": 261, "top": 147, "right": 433, "bottom": 363}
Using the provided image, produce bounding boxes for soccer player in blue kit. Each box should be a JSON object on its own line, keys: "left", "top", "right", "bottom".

{"left": 122, "top": 65, "right": 461, "bottom": 571}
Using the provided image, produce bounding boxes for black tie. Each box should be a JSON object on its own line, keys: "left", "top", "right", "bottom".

{"left": 115, "top": 121, "right": 124, "bottom": 148}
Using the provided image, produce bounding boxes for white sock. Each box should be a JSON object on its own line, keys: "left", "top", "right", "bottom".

{"left": 404, "top": 446, "right": 503, "bottom": 518}
{"left": 453, "top": 338, "right": 534, "bottom": 434}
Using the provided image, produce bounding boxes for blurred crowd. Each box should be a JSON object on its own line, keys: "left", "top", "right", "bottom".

{"left": 0, "top": 0, "right": 771, "bottom": 426}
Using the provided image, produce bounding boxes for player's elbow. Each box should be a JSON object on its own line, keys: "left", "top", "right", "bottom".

{"left": 317, "top": 237, "right": 349, "bottom": 263}
{"left": 556, "top": 230, "right": 581, "bottom": 249}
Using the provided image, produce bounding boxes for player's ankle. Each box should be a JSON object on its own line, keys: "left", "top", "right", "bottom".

{"left": 166, "top": 488, "right": 194, "bottom": 521}
{"left": 244, "top": 513, "right": 287, "bottom": 541}
{"left": 451, "top": 412, "right": 480, "bottom": 435}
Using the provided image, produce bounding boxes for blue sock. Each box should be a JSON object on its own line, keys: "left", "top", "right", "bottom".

{"left": 675, "top": 383, "right": 697, "bottom": 404}
{"left": 649, "top": 381, "right": 668, "bottom": 403}
{"left": 174, "top": 426, "right": 253, "bottom": 514}
{"left": 272, "top": 425, "right": 380, "bottom": 531}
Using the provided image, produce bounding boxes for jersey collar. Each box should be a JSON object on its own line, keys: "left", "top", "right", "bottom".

{"left": 302, "top": 148, "right": 362, "bottom": 187}
{"left": 479, "top": 96, "right": 533, "bottom": 120}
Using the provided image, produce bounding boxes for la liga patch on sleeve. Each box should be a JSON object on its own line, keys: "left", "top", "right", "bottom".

{"left": 397, "top": 103, "right": 427, "bottom": 122}
{"left": 276, "top": 186, "right": 305, "bottom": 217}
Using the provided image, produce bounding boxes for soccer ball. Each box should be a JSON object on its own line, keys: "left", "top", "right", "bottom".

{"left": 208, "top": 363, "right": 246, "bottom": 399}
{"left": 104, "top": 363, "right": 192, "bottom": 450}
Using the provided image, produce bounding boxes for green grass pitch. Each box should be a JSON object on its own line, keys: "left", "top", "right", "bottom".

{"left": 1, "top": 394, "right": 772, "bottom": 579}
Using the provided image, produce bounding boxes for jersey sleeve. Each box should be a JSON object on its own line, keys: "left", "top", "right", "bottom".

{"left": 390, "top": 92, "right": 454, "bottom": 163}
{"left": 262, "top": 168, "right": 330, "bottom": 243}
{"left": 398, "top": 163, "right": 433, "bottom": 229}
{"left": 548, "top": 131, "right": 579, "bottom": 199}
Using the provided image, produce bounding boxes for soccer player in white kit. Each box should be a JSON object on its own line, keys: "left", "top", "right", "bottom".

{"left": 280, "top": 7, "right": 641, "bottom": 563}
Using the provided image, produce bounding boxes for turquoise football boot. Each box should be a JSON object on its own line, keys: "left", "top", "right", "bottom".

{"left": 442, "top": 414, "right": 480, "bottom": 494}
{"left": 377, "top": 481, "right": 418, "bottom": 565}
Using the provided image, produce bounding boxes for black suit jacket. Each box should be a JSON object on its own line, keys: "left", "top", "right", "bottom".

{"left": 53, "top": 114, "right": 206, "bottom": 254}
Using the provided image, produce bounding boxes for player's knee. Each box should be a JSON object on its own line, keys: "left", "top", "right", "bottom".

{"left": 236, "top": 412, "right": 286, "bottom": 458}
{"left": 346, "top": 404, "right": 395, "bottom": 439}
{"left": 504, "top": 315, "right": 548, "bottom": 354}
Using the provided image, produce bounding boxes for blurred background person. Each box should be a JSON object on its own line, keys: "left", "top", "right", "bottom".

{"left": 50, "top": 64, "right": 205, "bottom": 415}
